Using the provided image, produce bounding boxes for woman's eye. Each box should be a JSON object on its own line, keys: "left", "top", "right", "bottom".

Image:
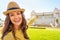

{"left": 10, "top": 14, "right": 14, "bottom": 16}
{"left": 17, "top": 12, "right": 21, "bottom": 15}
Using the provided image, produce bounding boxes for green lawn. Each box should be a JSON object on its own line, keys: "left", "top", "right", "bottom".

{"left": 0, "top": 27, "right": 60, "bottom": 40}
{"left": 27, "top": 27, "right": 60, "bottom": 40}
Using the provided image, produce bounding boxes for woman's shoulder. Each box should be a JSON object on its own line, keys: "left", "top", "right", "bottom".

{"left": 3, "top": 31, "right": 14, "bottom": 40}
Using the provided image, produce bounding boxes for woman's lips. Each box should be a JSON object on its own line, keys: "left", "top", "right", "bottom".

{"left": 14, "top": 19, "right": 20, "bottom": 23}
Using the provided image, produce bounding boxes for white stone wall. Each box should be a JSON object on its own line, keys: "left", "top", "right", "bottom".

{"left": 31, "top": 9, "right": 60, "bottom": 27}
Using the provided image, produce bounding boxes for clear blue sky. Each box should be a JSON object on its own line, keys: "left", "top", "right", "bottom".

{"left": 0, "top": 0, "right": 60, "bottom": 20}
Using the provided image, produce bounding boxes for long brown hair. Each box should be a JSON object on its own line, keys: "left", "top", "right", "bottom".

{"left": 1, "top": 12, "right": 29, "bottom": 40}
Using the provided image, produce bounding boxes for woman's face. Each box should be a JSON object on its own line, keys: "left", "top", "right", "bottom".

{"left": 9, "top": 11, "right": 22, "bottom": 26}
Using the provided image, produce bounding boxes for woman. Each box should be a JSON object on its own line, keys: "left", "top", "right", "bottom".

{"left": 1, "top": 1, "right": 29, "bottom": 40}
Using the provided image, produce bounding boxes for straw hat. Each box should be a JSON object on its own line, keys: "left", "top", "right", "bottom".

{"left": 3, "top": 1, "right": 25, "bottom": 15}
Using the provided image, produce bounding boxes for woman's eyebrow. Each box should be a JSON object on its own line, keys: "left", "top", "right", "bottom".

{"left": 9, "top": 13, "right": 14, "bottom": 16}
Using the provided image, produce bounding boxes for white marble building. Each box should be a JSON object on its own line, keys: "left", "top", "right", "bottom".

{"left": 31, "top": 8, "right": 60, "bottom": 27}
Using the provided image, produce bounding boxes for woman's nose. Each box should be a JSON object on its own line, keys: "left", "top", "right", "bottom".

{"left": 14, "top": 15, "right": 18, "bottom": 19}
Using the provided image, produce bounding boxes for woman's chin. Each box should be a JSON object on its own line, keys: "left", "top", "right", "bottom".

{"left": 14, "top": 23, "right": 21, "bottom": 26}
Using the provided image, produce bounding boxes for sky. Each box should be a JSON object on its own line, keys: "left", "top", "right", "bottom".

{"left": 0, "top": 0, "right": 60, "bottom": 20}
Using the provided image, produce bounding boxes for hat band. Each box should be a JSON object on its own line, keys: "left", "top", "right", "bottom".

{"left": 7, "top": 7, "right": 20, "bottom": 10}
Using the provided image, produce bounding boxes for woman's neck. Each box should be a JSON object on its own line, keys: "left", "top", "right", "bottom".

{"left": 14, "top": 25, "right": 20, "bottom": 31}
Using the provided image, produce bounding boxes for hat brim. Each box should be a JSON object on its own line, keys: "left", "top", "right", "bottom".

{"left": 3, "top": 8, "right": 25, "bottom": 15}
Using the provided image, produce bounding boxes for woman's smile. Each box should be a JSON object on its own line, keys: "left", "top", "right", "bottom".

{"left": 14, "top": 19, "right": 20, "bottom": 23}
